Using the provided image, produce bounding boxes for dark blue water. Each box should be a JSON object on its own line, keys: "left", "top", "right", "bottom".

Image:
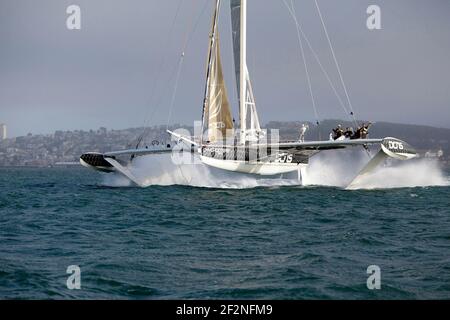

{"left": 0, "top": 167, "right": 449, "bottom": 299}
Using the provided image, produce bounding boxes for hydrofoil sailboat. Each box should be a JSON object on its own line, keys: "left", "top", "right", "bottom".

{"left": 80, "top": 0, "right": 418, "bottom": 188}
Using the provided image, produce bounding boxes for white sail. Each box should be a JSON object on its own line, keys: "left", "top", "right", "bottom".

{"left": 202, "top": 0, "right": 234, "bottom": 143}
{"left": 230, "top": 0, "right": 261, "bottom": 142}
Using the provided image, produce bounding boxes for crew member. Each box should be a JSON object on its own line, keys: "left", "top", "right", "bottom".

{"left": 360, "top": 122, "right": 372, "bottom": 139}
{"left": 344, "top": 127, "right": 354, "bottom": 139}
{"left": 332, "top": 125, "right": 344, "bottom": 140}
{"left": 351, "top": 122, "right": 372, "bottom": 139}
{"left": 351, "top": 125, "right": 362, "bottom": 140}
{"left": 299, "top": 123, "right": 309, "bottom": 142}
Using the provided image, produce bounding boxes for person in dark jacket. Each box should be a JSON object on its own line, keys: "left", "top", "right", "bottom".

{"left": 332, "top": 124, "right": 344, "bottom": 140}
{"left": 344, "top": 127, "right": 354, "bottom": 139}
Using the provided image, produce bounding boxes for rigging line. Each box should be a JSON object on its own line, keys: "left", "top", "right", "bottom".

{"left": 140, "top": 0, "right": 209, "bottom": 144}
{"left": 135, "top": 0, "right": 184, "bottom": 148}
{"left": 145, "top": 54, "right": 185, "bottom": 128}
{"left": 282, "top": 1, "right": 350, "bottom": 118}
{"left": 167, "top": 0, "right": 211, "bottom": 132}
{"left": 135, "top": 60, "right": 183, "bottom": 149}
{"left": 182, "top": 0, "right": 210, "bottom": 52}
{"left": 288, "top": 0, "right": 321, "bottom": 139}
{"left": 166, "top": 53, "right": 185, "bottom": 130}
{"left": 180, "top": 0, "right": 198, "bottom": 53}
{"left": 313, "top": 0, "right": 358, "bottom": 126}
{"left": 164, "top": 1, "right": 197, "bottom": 132}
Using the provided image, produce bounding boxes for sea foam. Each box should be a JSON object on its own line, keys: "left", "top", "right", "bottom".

{"left": 100, "top": 150, "right": 448, "bottom": 190}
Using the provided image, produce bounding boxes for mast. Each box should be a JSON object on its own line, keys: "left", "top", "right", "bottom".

{"left": 239, "top": 0, "right": 247, "bottom": 144}
{"left": 231, "top": 0, "right": 261, "bottom": 143}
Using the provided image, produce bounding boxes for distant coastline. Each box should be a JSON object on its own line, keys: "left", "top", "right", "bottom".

{"left": 0, "top": 120, "right": 448, "bottom": 168}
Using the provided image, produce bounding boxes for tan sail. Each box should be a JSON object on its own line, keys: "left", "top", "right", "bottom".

{"left": 202, "top": 2, "right": 234, "bottom": 143}
{"left": 204, "top": 36, "right": 234, "bottom": 143}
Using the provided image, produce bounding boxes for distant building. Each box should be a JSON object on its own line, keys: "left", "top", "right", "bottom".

{"left": 0, "top": 124, "right": 6, "bottom": 140}
{"left": 98, "top": 127, "right": 107, "bottom": 136}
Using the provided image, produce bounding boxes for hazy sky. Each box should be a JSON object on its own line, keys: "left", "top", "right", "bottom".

{"left": 1, "top": 0, "right": 450, "bottom": 137}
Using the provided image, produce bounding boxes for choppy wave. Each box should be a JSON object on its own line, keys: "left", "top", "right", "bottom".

{"left": 2, "top": 166, "right": 450, "bottom": 299}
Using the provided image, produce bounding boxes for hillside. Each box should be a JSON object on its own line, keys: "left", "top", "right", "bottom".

{"left": 0, "top": 120, "right": 448, "bottom": 167}
{"left": 266, "top": 119, "right": 450, "bottom": 154}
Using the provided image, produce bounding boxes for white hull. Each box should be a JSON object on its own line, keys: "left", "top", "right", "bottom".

{"left": 200, "top": 155, "right": 305, "bottom": 175}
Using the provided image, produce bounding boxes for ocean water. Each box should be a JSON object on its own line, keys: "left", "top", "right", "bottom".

{"left": 0, "top": 157, "right": 449, "bottom": 299}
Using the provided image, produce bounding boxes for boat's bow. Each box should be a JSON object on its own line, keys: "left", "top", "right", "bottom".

{"left": 347, "top": 137, "right": 418, "bottom": 189}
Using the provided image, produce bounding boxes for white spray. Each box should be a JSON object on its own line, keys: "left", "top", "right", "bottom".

{"left": 101, "top": 153, "right": 300, "bottom": 189}
{"left": 100, "top": 150, "right": 448, "bottom": 190}
{"left": 303, "top": 149, "right": 448, "bottom": 189}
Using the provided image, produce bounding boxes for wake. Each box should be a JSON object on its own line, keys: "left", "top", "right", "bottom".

{"left": 303, "top": 150, "right": 448, "bottom": 189}
{"left": 101, "top": 154, "right": 300, "bottom": 189}
{"left": 100, "top": 151, "right": 448, "bottom": 190}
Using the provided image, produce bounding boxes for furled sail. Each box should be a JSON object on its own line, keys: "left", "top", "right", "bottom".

{"left": 230, "top": 0, "right": 262, "bottom": 141}
{"left": 202, "top": 1, "right": 234, "bottom": 143}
